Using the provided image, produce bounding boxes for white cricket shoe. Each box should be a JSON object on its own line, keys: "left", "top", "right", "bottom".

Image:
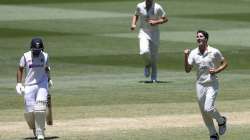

{"left": 152, "top": 80, "right": 159, "bottom": 83}
{"left": 37, "top": 134, "right": 44, "bottom": 140}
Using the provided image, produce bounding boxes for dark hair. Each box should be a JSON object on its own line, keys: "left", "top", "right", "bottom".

{"left": 197, "top": 30, "right": 209, "bottom": 40}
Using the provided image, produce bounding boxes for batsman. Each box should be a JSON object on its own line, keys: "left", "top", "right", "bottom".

{"left": 16, "top": 37, "right": 53, "bottom": 140}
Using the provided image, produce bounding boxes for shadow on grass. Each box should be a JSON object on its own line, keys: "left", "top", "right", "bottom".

{"left": 138, "top": 80, "right": 172, "bottom": 84}
{"left": 24, "top": 136, "right": 59, "bottom": 140}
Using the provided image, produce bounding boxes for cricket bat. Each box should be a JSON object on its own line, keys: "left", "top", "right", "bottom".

{"left": 46, "top": 94, "right": 53, "bottom": 125}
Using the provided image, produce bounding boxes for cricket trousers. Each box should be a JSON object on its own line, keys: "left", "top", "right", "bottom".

{"left": 196, "top": 80, "right": 224, "bottom": 136}
{"left": 139, "top": 37, "right": 159, "bottom": 81}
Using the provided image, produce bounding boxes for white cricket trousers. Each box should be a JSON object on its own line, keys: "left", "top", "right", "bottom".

{"left": 196, "top": 80, "right": 224, "bottom": 136}
{"left": 139, "top": 37, "right": 159, "bottom": 80}
{"left": 24, "top": 80, "right": 48, "bottom": 112}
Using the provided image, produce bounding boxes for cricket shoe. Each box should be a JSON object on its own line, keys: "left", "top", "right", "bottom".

{"left": 218, "top": 116, "right": 227, "bottom": 135}
{"left": 144, "top": 80, "right": 159, "bottom": 83}
{"left": 151, "top": 80, "right": 159, "bottom": 83}
{"left": 37, "top": 134, "right": 44, "bottom": 140}
{"left": 210, "top": 133, "right": 219, "bottom": 140}
{"left": 144, "top": 65, "right": 151, "bottom": 77}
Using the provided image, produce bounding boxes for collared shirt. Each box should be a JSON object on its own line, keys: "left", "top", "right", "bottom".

{"left": 134, "top": 1, "right": 166, "bottom": 43}
{"left": 19, "top": 51, "right": 49, "bottom": 86}
{"left": 188, "top": 45, "right": 224, "bottom": 84}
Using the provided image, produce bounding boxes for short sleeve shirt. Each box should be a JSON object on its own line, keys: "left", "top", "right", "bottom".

{"left": 19, "top": 51, "right": 49, "bottom": 85}
{"left": 188, "top": 46, "right": 224, "bottom": 84}
{"left": 135, "top": 2, "right": 166, "bottom": 42}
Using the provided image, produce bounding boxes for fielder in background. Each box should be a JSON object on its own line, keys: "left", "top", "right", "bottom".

{"left": 16, "top": 37, "right": 53, "bottom": 140}
{"left": 131, "top": 0, "right": 168, "bottom": 83}
{"left": 184, "top": 30, "right": 228, "bottom": 140}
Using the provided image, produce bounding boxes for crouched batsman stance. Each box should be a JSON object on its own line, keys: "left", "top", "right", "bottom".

{"left": 184, "top": 30, "right": 227, "bottom": 140}
{"left": 16, "top": 37, "right": 53, "bottom": 140}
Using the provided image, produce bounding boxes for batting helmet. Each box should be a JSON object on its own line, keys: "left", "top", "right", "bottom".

{"left": 30, "top": 37, "right": 44, "bottom": 56}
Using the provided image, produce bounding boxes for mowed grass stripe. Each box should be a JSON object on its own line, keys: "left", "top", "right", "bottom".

{"left": 178, "top": 13, "right": 250, "bottom": 22}
{"left": 102, "top": 28, "right": 250, "bottom": 47}
{"left": 1, "top": 99, "right": 250, "bottom": 121}
{"left": 2, "top": 71, "right": 250, "bottom": 89}
{"left": 0, "top": 5, "right": 129, "bottom": 21}
{"left": 1, "top": 70, "right": 250, "bottom": 110}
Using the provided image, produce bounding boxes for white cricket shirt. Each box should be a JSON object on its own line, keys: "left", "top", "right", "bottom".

{"left": 188, "top": 46, "right": 224, "bottom": 84}
{"left": 19, "top": 51, "right": 49, "bottom": 86}
{"left": 135, "top": 1, "right": 166, "bottom": 43}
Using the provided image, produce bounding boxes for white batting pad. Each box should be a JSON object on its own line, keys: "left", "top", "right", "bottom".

{"left": 34, "top": 101, "right": 46, "bottom": 111}
{"left": 34, "top": 100, "right": 46, "bottom": 137}
{"left": 34, "top": 111, "right": 46, "bottom": 137}
{"left": 24, "top": 112, "right": 35, "bottom": 129}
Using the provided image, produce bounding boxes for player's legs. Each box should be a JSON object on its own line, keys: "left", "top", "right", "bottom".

{"left": 149, "top": 41, "right": 159, "bottom": 81}
{"left": 24, "top": 112, "right": 35, "bottom": 129}
{"left": 139, "top": 38, "right": 151, "bottom": 77}
{"left": 204, "top": 81, "right": 224, "bottom": 124}
{"left": 34, "top": 81, "right": 48, "bottom": 139}
{"left": 24, "top": 85, "right": 38, "bottom": 112}
{"left": 139, "top": 37, "right": 151, "bottom": 66}
{"left": 34, "top": 102, "right": 46, "bottom": 140}
{"left": 24, "top": 112, "right": 36, "bottom": 137}
{"left": 196, "top": 83, "right": 217, "bottom": 136}
{"left": 198, "top": 101, "right": 217, "bottom": 136}
{"left": 24, "top": 84, "right": 38, "bottom": 136}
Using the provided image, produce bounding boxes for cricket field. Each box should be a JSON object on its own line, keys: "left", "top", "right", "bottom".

{"left": 0, "top": 0, "right": 250, "bottom": 139}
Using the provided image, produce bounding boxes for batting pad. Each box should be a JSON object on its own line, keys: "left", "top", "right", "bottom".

{"left": 34, "top": 111, "right": 46, "bottom": 136}
{"left": 24, "top": 112, "right": 35, "bottom": 129}
{"left": 34, "top": 101, "right": 46, "bottom": 136}
{"left": 34, "top": 101, "right": 46, "bottom": 111}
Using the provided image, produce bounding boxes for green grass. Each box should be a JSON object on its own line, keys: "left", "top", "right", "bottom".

{"left": 57, "top": 126, "right": 250, "bottom": 140}
{"left": 0, "top": 0, "right": 250, "bottom": 139}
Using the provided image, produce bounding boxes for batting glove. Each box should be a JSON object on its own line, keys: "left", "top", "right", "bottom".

{"left": 48, "top": 80, "right": 53, "bottom": 88}
{"left": 16, "top": 83, "right": 24, "bottom": 95}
